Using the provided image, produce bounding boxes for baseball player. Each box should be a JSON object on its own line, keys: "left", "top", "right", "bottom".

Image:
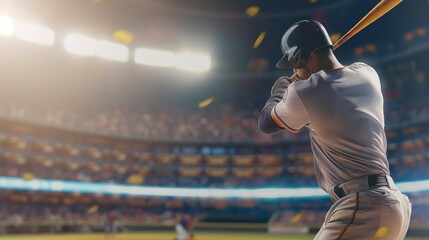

{"left": 175, "top": 214, "right": 190, "bottom": 240}
{"left": 258, "top": 20, "right": 411, "bottom": 239}
{"left": 104, "top": 211, "right": 119, "bottom": 238}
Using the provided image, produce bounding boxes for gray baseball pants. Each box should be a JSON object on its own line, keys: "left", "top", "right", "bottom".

{"left": 314, "top": 177, "right": 412, "bottom": 240}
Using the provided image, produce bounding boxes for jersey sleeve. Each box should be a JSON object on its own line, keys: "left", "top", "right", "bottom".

{"left": 270, "top": 84, "right": 308, "bottom": 133}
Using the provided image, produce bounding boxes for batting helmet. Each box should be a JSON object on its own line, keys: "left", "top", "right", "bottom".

{"left": 276, "top": 20, "right": 333, "bottom": 69}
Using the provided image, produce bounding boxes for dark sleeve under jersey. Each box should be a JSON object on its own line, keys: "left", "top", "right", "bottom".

{"left": 258, "top": 77, "right": 290, "bottom": 134}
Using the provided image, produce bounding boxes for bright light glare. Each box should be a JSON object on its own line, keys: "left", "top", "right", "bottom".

{"left": 176, "top": 51, "right": 211, "bottom": 73}
{"left": 0, "top": 176, "right": 328, "bottom": 198}
{"left": 0, "top": 15, "right": 15, "bottom": 36}
{"left": 15, "top": 22, "right": 55, "bottom": 46}
{"left": 397, "top": 179, "right": 429, "bottom": 192}
{"left": 0, "top": 176, "right": 426, "bottom": 199}
{"left": 134, "top": 48, "right": 175, "bottom": 67}
{"left": 64, "top": 33, "right": 97, "bottom": 56}
{"left": 96, "top": 40, "right": 129, "bottom": 62}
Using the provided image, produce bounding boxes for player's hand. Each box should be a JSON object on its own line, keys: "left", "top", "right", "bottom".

{"left": 290, "top": 73, "right": 299, "bottom": 82}
{"left": 271, "top": 76, "right": 291, "bottom": 96}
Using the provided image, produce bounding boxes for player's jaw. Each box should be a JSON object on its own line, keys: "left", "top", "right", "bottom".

{"left": 294, "top": 67, "right": 312, "bottom": 80}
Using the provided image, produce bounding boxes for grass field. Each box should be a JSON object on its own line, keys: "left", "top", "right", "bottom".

{"left": 0, "top": 232, "right": 427, "bottom": 240}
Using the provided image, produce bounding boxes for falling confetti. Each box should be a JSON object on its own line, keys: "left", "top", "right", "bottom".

{"left": 198, "top": 97, "right": 214, "bottom": 108}
{"left": 330, "top": 33, "right": 341, "bottom": 43}
{"left": 87, "top": 205, "right": 99, "bottom": 214}
{"left": 375, "top": 226, "right": 389, "bottom": 238}
{"left": 113, "top": 30, "right": 134, "bottom": 45}
{"left": 253, "top": 32, "right": 266, "bottom": 48}
{"left": 246, "top": 6, "right": 260, "bottom": 17}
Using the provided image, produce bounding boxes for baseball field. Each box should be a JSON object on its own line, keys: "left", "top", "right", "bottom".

{"left": 0, "top": 232, "right": 426, "bottom": 240}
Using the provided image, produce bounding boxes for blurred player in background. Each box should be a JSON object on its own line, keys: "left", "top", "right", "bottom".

{"left": 104, "top": 211, "right": 118, "bottom": 238}
{"left": 258, "top": 20, "right": 412, "bottom": 239}
{"left": 175, "top": 213, "right": 190, "bottom": 240}
{"left": 185, "top": 214, "right": 195, "bottom": 240}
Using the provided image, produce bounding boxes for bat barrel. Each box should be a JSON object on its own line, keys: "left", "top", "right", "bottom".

{"left": 333, "top": 0, "right": 403, "bottom": 50}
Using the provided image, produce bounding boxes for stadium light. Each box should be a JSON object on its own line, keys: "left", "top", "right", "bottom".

{"left": 0, "top": 15, "right": 15, "bottom": 36}
{"left": 15, "top": 22, "right": 55, "bottom": 46}
{"left": 134, "top": 48, "right": 175, "bottom": 67}
{"left": 175, "top": 51, "right": 211, "bottom": 73}
{"left": 64, "top": 33, "right": 97, "bottom": 56}
{"left": 96, "top": 40, "right": 129, "bottom": 62}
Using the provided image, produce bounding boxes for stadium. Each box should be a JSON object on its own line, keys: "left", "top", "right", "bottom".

{"left": 0, "top": 0, "right": 428, "bottom": 239}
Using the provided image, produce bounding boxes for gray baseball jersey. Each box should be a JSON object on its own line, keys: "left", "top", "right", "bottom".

{"left": 272, "top": 62, "right": 390, "bottom": 196}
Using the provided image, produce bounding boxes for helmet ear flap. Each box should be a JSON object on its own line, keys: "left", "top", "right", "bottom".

{"left": 291, "top": 48, "right": 306, "bottom": 69}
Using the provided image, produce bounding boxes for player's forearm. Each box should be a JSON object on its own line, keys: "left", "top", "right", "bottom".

{"left": 258, "top": 77, "right": 290, "bottom": 134}
{"left": 258, "top": 102, "right": 284, "bottom": 134}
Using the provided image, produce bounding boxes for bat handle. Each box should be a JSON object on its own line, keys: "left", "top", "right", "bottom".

{"left": 288, "top": 73, "right": 299, "bottom": 83}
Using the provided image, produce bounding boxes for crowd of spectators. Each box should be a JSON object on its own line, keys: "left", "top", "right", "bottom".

{"left": 0, "top": 103, "right": 291, "bottom": 143}
{"left": 0, "top": 108, "right": 427, "bottom": 188}
{"left": 0, "top": 133, "right": 427, "bottom": 188}
{"left": 385, "top": 96, "right": 429, "bottom": 127}
{"left": 0, "top": 193, "right": 428, "bottom": 235}
{"left": 0, "top": 201, "right": 203, "bottom": 234}
{"left": 0, "top": 93, "right": 428, "bottom": 143}
{"left": 1, "top": 49, "right": 429, "bottom": 143}
{"left": 0, "top": 150, "right": 317, "bottom": 188}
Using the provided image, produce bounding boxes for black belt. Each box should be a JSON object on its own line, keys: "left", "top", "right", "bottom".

{"left": 333, "top": 174, "right": 392, "bottom": 200}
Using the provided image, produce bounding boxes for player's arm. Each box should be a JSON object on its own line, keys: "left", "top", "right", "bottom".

{"left": 271, "top": 84, "right": 308, "bottom": 133}
{"left": 258, "top": 76, "right": 290, "bottom": 134}
{"left": 258, "top": 77, "right": 308, "bottom": 134}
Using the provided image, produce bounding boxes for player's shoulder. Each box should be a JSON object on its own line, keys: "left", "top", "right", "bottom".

{"left": 289, "top": 73, "right": 322, "bottom": 100}
{"left": 348, "top": 62, "right": 380, "bottom": 81}
{"left": 348, "top": 62, "right": 377, "bottom": 73}
{"left": 291, "top": 72, "right": 323, "bottom": 91}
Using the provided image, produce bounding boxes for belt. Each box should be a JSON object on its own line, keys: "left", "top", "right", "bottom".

{"left": 332, "top": 174, "right": 397, "bottom": 202}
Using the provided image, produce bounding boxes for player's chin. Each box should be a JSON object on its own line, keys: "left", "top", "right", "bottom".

{"left": 294, "top": 70, "right": 310, "bottom": 80}
{"left": 297, "top": 73, "right": 310, "bottom": 80}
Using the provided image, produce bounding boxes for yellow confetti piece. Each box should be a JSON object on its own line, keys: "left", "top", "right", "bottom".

{"left": 113, "top": 30, "right": 134, "bottom": 45}
{"left": 246, "top": 6, "right": 260, "bottom": 17}
{"left": 330, "top": 33, "right": 341, "bottom": 44}
{"left": 22, "top": 172, "right": 35, "bottom": 181}
{"left": 127, "top": 174, "right": 145, "bottom": 185}
{"left": 290, "top": 213, "right": 303, "bottom": 224}
{"left": 253, "top": 32, "right": 266, "bottom": 49}
{"left": 198, "top": 97, "right": 214, "bottom": 108}
{"left": 375, "top": 226, "right": 389, "bottom": 238}
{"left": 87, "top": 205, "right": 99, "bottom": 214}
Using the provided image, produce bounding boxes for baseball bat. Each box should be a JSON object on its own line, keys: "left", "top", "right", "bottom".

{"left": 290, "top": 0, "right": 403, "bottom": 80}
{"left": 333, "top": 0, "right": 403, "bottom": 50}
